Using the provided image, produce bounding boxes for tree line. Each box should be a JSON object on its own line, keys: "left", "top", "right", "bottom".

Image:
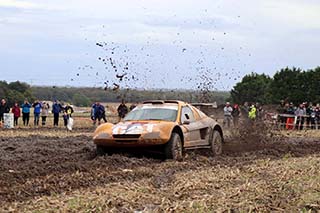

{"left": 0, "top": 80, "right": 229, "bottom": 107}
{"left": 31, "top": 87, "right": 229, "bottom": 106}
{"left": 230, "top": 67, "right": 320, "bottom": 105}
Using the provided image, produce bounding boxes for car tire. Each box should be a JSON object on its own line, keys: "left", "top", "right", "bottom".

{"left": 164, "top": 132, "right": 183, "bottom": 161}
{"left": 210, "top": 130, "right": 222, "bottom": 156}
{"left": 96, "top": 145, "right": 105, "bottom": 156}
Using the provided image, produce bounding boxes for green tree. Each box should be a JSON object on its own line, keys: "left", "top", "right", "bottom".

{"left": 72, "top": 93, "right": 91, "bottom": 107}
{"left": 8, "top": 81, "right": 30, "bottom": 94}
{"left": 269, "top": 67, "right": 303, "bottom": 104}
{"left": 304, "top": 67, "right": 320, "bottom": 104}
{"left": 0, "top": 81, "right": 34, "bottom": 106}
{"left": 231, "top": 73, "right": 272, "bottom": 104}
{"left": 0, "top": 81, "right": 9, "bottom": 99}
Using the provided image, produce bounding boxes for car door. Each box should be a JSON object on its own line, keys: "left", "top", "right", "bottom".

{"left": 192, "top": 106, "right": 212, "bottom": 146}
{"left": 181, "top": 106, "right": 204, "bottom": 147}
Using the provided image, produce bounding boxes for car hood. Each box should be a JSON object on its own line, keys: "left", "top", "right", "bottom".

{"left": 111, "top": 120, "right": 175, "bottom": 135}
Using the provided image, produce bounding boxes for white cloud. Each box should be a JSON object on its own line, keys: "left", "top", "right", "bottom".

{"left": 261, "top": 0, "right": 320, "bottom": 29}
{"left": 0, "top": 0, "right": 42, "bottom": 9}
{"left": 0, "top": 0, "right": 63, "bottom": 10}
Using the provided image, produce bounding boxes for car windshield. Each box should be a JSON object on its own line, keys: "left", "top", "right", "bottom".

{"left": 124, "top": 105, "right": 178, "bottom": 122}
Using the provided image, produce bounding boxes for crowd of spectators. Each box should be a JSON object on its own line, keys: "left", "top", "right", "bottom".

{"left": 0, "top": 98, "right": 73, "bottom": 128}
{"left": 277, "top": 101, "right": 320, "bottom": 130}
{"left": 223, "top": 101, "right": 264, "bottom": 128}
{"left": 223, "top": 100, "right": 320, "bottom": 130}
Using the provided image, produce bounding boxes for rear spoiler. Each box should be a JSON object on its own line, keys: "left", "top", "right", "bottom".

{"left": 143, "top": 100, "right": 180, "bottom": 104}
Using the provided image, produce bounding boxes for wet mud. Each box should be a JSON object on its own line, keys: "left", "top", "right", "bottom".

{"left": 0, "top": 128, "right": 319, "bottom": 209}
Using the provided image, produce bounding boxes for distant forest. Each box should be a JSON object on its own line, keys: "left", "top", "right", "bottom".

{"left": 31, "top": 87, "right": 230, "bottom": 106}
{"left": 0, "top": 81, "right": 229, "bottom": 106}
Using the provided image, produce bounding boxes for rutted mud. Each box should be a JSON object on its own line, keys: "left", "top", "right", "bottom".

{"left": 0, "top": 128, "right": 320, "bottom": 210}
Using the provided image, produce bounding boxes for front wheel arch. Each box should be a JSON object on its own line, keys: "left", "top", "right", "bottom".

{"left": 171, "top": 126, "right": 184, "bottom": 146}
{"left": 164, "top": 132, "right": 183, "bottom": 161}
{"left": 213, "top": 125, "right": 224, "bottom": 143}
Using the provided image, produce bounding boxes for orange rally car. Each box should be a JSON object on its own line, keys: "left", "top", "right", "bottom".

{"left": 93, "top": 100, "right": 224, "bottom": 160}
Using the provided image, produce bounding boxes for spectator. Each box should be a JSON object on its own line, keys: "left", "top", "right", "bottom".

{"left": 231, "top": 104, "right": 240, "bottom": 127}
{"left": 256, "top": 103, "right": 264, "bottom": 121}
{"left": 295, "top": 103, "right": 306, "bottom": 130}
{"left": 315, "top": 106, "right": 320, "bottom": 130}
{"left": 92, "top": 102, "right": 105, "bottom": 125}
{"left": 11, "top": 102, "right": 21, "bottom": 126}
{"left": 277, "top": 100, "right": 287, "bottom": 129}
{"left": 310, "top": 106, "right": 316, "bottom": 130}
{"left": 52, "top": 100, "right": 62, "bottom": 126}
{"left": 286, "top": 103, "right": 295, "bottom": 115}
{"left": 21, "top": 100, "right": 32, "bottom": 126}
{"left": 248, "top": 104, "right": 257, "bottom": 121}
{"left": 223, "top": 102, "right": 233, "bottom": 128}
{"left": 33, "top": 100, "right": 42, "bottom": 126}
{"left": 63, "top": 103, "right": 74, "bottom": 127}
{"left": 305, "top": 102, "right": 313, "bottom": 129}
{"left": 41, "top": 101, "right": 50, "bottom": 126}
{"left": 286, "top": 102, "right": 295, "bottom": 130}
{"left": 100, "top": 104, "right": 107, "bottom": 123}
{"left": 90, "top": 102, "right": 97, "bottom": 125}
{"left": 240, "top": 102, "right": 251, "bottom": 123}
{"left": 117, "top": 100, "right": 128, "bottom": 120}
{"left": 0, "top": 99, "right": 10, "bottom": 124}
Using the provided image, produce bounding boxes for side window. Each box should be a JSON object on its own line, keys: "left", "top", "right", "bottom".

{"left": 181, "top": 106, "right": 195, "bottom": 123}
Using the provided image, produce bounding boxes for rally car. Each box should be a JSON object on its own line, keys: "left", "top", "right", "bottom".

{"left": 93, "top": 100, "right": 224, "bottom": 160}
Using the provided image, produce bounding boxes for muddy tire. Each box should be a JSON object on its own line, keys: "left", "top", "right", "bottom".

{"left": 96, "top": 145, "right": 106, "bottom": 156}
{"left": 210, "top": 130, "right": 222, "bottom": 156}
{"left": 164, "top": 133, "right": 183, "bottom": 161}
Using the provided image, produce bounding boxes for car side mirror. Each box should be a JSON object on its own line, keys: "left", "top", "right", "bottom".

{"left": 183, "top": 120, "right": 190, "bottom": 125}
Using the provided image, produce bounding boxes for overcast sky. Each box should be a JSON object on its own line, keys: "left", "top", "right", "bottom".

{"left": 1, "top": 0, "right": 320, "bottom": 90}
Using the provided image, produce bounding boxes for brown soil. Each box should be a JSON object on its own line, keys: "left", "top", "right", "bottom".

{"left": 0, "top": 128, "right": 320, "bottom": 212}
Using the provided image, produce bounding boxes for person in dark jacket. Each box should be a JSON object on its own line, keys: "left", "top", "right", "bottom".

{"left": 315, "top": 106, "right": 320, "bottom": 130}
{"left": 305, "top": 102, "right": 312, "bottom": 129}
{"left": 0, "top": 99, "right": 10, "bottom": 124}
{"left": 11, "top": 102, "right": 21, "bottom": 126}
{"left": 310, "top": 106, "right": 316, "bottom": 130}
{"left": 52, "top": 100, "right": 62, "bottom": 126}
{"left": 231, "top": 104, "right": 240, "bottom": 127}
{"left": 92, "top": 102, "right": 107, "bottom": 125}
{"left": 63, "top": 104, "right": 74, "bottom": 127}
{"left": 285, "top": 102, "right": 295, "bottom": 130}
{"left": 21, "top": 99, "right": 32, "bottom": 126}
{"left": 117, "top": 100, "right": 128, "bottom": 120}
{"left": 276, "top": 100, "right": 287, "bottom": 129}
{"left": 33, "top": 100, "right": 42, "bottom": 126}
{"left": 100, "top": 104, "right": 107, "bottom": 123}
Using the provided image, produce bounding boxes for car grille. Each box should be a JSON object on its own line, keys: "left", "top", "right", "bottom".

{"left": 113, "top": 134, "right": 141, "bottom": 142}
{"left": 113, "top": 134, "right": 141, "bottom": 139}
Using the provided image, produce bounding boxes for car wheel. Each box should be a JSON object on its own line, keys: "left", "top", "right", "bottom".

{"left": 210, "top": 130, "right": 222, "bottom": 156}
{"left": 164, "top": 132, "right": 183, "bottom": 161}
{"left": 96, "top": 145, "right": 106, "bottom": 156}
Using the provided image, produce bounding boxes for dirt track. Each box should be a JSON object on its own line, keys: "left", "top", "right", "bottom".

{"left": 0, "top": 128, "right": 320, "bottom": 212}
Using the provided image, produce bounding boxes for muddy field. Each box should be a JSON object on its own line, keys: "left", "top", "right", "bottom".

{"left": 0, "top": 127, "right": 320, "bottom": 212}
